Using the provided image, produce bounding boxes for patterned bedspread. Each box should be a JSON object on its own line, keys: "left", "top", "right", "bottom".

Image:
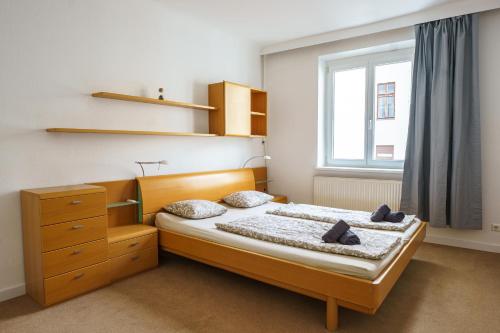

{"left": 267, "top": 204, "right": 416, "bottom": 232}
{"left": 215, "top": 215, "right": 401, "bottom": 260}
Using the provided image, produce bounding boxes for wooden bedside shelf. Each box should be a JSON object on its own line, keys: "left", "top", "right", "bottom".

{"left": 271, "top": 195, "right": 288, "bottom": 204}
{"left": 107, "top": 224, "right": 157, "bottom": 244}
{"left": 107, "top": 201, "right": 139, "bottom": 209}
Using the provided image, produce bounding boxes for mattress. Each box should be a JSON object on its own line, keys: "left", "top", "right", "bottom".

{"left": 155, "top": 202, "right": 421, "bottom": 280}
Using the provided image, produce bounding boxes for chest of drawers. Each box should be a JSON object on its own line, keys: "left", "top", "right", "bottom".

{"left": 21, "top": 185, "right": 109, "bottom": 306}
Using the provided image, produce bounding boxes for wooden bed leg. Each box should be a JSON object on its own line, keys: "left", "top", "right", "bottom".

{"left": 326, "top": 297, "right": 338, "bottom": 331}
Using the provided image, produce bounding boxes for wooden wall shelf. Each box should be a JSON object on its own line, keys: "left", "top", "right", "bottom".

{"left": 46, "top": 128, "right": 216, "bottom": 137}
{"left": 92, "top": 92, "right": 216, "bottom": 111}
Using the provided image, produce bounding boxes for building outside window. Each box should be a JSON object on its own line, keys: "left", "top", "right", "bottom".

{"left": 377, "top": 82, "right": 396, "bottom": 119}
{"left": 375, "top": 145, "right": 395, "bottom": 160}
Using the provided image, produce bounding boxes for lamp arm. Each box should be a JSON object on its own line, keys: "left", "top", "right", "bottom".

{"left": 241, "top": 156, "right": 258, "bottom": 168}
{"left": 135, "top": 160, "right": 167, "bottom": 177}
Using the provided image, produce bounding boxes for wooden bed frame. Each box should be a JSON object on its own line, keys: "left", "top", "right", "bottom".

{"left": 137, "top": 168, "right": 426, "bottom": 331}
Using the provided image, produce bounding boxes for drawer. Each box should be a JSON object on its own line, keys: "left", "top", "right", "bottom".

{"left": 41, "top": 216, "right": 107, "bottom": 252}
{"left": 108, "top": 233, "right": 157, "bottom": 258}
{"left": 42, "top": 239, "right": 108, "bottom": 278}
{"left": 109, "top": 247, "right": 158, "bottom": 282}
{"left": 44, "top": 261, "right": 110, "bottom": 306}
{"left": 40, "top": 192, "right": 106, "bottom": 225}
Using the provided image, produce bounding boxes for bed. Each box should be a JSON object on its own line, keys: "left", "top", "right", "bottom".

{"left": 137, "top": 168, "right": 426, "bottom": 331}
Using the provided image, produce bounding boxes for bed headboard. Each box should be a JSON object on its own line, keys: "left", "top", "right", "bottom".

{"left": 137, "top": 168, "right": 255, "bottom": 225}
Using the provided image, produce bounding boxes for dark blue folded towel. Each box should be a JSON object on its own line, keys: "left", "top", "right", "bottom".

{"left": 338, "top": 230, "right": 361, "bottom": 245}
{"left": 370, "top": 204, "right": 391, "bottom": 222}
{"left": 322, "top": 220, "right": 360, "bottom": 245}
{"left": 322, "top": 220, "right": 350, "bottom": 243}
{"left": 384, "top": 211, "right": 405, "bottom": 223}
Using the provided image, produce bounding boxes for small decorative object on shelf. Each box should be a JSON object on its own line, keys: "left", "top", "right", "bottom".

{"left": 158, "top": 87, "right": 164, "bottom": 100}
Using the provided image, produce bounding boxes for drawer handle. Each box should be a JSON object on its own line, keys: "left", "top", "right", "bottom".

{"left": 72, "top": 249, "right": 81, "bottom": 255}
{"left": 71, "top": 225, "right": 84, "bottom": 230}
{"left": 129, "top": 242, "right": 139, "bottom": 247}
{"left": 71, "top": 200, "right": 82, "bottom": 205}
{"left": 131, "top": 255, "right": 140, "bottom": 261}
{"left": 73, "top": 273, "right": 85, "bottom": 280}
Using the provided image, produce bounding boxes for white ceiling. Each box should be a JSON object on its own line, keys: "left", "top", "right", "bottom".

{"left": 161, "top": 0, "right": 461, "bottom": 46}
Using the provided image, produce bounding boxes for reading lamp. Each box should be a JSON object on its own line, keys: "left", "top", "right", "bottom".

{"left": 241, "top": 155, "right": 271, "bottom": 168}
{"left": 135, "top": 160, "right": 168, "bottom": 177}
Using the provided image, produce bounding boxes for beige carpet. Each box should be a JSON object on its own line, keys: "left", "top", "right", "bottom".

{"left": 1, "top": 243, "right": 499, "bottom": 333}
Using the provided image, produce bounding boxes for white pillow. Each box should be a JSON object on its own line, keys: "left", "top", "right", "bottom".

{"left": 223, "top": 191, "right": 274, "bottom": 208}
{"left": 164, "top": 200, "right": 227, "bottom": 219}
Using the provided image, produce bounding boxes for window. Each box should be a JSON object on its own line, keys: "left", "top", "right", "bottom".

{"left": 323, "top": 48, "right": 413, "bottom": 169}
{"left": 377, "top": 82, "right": 395, "bottom": 119}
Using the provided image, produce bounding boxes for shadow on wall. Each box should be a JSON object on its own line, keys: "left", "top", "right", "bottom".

{"left": 0, "top": 191, "right": 24, "bottom": 294}
{"left": 193, "top": 80, "right": 210, "bottom": 133}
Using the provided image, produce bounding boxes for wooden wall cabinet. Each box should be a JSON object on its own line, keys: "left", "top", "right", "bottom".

{"left": 250, "top": 88, "right": 267, "bottom": 137}
{"left": 209, "top": 81, "right": 267, "bottom": 137}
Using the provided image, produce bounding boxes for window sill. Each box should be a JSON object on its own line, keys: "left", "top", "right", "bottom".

{"left": 316, "top": 166, "right": 403, "bottom": 178}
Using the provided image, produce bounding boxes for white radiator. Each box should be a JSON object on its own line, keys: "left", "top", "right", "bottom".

{"left": 313, "top": 177, "right": 402, "bottom": 211}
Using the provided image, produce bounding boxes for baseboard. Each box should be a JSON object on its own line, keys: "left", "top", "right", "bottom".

{"left": 424, "top": 236, "right": 500, "bottom": 253}
{"left": 0, "top": 283, "right": 25, "bottom": 303}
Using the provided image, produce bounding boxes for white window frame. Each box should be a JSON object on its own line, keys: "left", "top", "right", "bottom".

{"left": 323, "top": 48, "right": 414, "bottom": 169}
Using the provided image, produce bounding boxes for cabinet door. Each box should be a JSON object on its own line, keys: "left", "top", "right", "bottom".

{"left": 224, "top": 83, "right": 251, "bottom": 136}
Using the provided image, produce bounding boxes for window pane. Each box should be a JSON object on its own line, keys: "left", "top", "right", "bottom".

{"left": 387, "top": 96, "right": 395, "bottom": 117}
{"left": 377, "top": 83, "right": 386, "bottom": 94}
{"left": 373, "top": 61, "right": 412, "bottom": 161}
{"left": 333, "top": 67, "right": 366, "bottom": 160}
{"left": 377, "top": 97, "right": 385, "bottom": 118}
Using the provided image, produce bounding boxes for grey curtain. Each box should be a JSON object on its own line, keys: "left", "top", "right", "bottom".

{"left": 401, "top": 14, "right": 482, "bottom": 229}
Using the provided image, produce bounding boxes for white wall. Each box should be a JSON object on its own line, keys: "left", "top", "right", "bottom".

{"left": 0, "top": 0, "right": 263, "bottom": 301}
{"left": 265, "top": 9, "right": 500, "bottom": 253}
